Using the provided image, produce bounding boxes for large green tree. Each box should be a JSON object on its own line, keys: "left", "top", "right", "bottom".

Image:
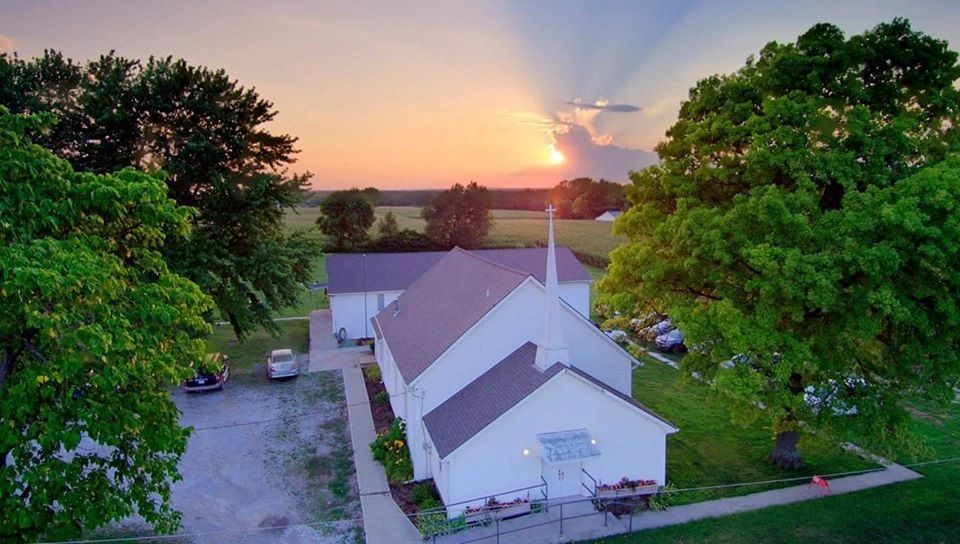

{"left": 422, "top": 181, "right": 493, "bottom": 249}
{"left": 0, "top": 51, "right": 320, "bottom": 339}
{"left": 317, "top": 189, "right": 376, "bottom": 251}
{"left": 601, "top": 19, "right": 960, "bottom": 468}
{"left": 0, "top": 108, "right": 212, "bottom": 540}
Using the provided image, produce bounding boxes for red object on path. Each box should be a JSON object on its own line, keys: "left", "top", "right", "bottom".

{"left": 808, "top": 475, "right": 831, "bottom": 494}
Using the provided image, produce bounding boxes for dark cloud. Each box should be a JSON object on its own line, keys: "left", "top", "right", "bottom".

{"left": 564, "top": 100, "right": 641, "bottom": 113}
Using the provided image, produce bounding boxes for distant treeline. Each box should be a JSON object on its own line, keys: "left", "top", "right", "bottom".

{"left": 302, "top": 178, "right": 626, "bottom": 219}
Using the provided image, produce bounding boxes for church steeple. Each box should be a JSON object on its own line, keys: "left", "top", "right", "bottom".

{"left": 535, "top": 205, "right": 570, "bottom": 370}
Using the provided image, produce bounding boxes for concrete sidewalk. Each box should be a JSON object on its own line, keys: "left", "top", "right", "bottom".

{"left": 342, "top": 364, "right": 421, "bottom": 544}
{"left": 309, "top": 310, "right": 376, "bottom": 372}
{"left": 434, "top": 464, "right": 922, "bottom": 543}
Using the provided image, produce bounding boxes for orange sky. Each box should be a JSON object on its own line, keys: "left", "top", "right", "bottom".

{"left": 3, "top": 1, "right": 960, "bottom": 189}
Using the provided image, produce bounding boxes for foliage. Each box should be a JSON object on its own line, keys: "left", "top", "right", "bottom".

{"left": 411, "top": 482, "right": 439, "bottom": 507}
{"left": 600, "top": 19, "right": 960, "bottom": 466}
{"left": 646, "top": 484, "right": 676, "bottom": 511}
{"left": 373, "top": 390, "right": 390, "bottom": 405}
{"left": 377, "top": 211, "right": 400, "bottom": 238}
{"left": 0, "top": 109, "right": 213, "bottom": 541}
{"left": 369, "top": 418, "right": 413, "bottom": 484}
{"left": 365, "top": 228, "right": 440, "bottom": 252}
{"left": 317, "top": 189, "right": 376, "bottom": 251}
{"left": 417, "top": 511, "right": 466, "bottom": 538}
{"left": 550, "top": 178, "right": 625, "bottom": 219}
{"left": 362, "top": 363, "right": 382, "bottom": 382}
{"left": 0, "top": 51, "right": 321, "bottom": 340}
{"left": 422, "top": 182, "right": 493, "bottom": 249}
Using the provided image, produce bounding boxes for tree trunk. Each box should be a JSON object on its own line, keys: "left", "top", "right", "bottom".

{"left": 769, "top": 429, "right": 805, "bottom": 470}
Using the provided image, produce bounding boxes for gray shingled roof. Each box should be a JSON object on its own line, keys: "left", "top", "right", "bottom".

{"left": 423, "top": 343, "right": 678, "bottom": 459}
{"left": 423, "top": 342, "right": 563, "bottom": 458}
{"left": 327, "top": 247, "right": 590, "bottom": 294}
{"left": 372, "top": 249, "right": 529, "bottom": 383}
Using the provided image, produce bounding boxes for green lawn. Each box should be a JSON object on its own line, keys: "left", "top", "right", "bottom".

{"left": 631, "top": 360, "right": 877, "bottom": 505}
{"left": 591, "top": 396, "right": 960, "bottom": 544}
{"left": 206, "top": 319, "right": 309, "bottom": 375}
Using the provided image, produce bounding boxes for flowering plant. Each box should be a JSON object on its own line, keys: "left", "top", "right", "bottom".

{"left": 596, "top": 477, "right": 657, "bottom": 492}
{"left": 463, "top": 496, "right": 530, "bottom": 515}
{"left": 370, "top": 417, "right": 413, "bottom": 483}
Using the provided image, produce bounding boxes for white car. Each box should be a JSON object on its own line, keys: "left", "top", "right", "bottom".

{"left": 267, "top": 348, "right": 299, "bottom": 379}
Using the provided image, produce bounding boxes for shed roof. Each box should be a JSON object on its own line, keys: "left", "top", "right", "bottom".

{"left": 371, "top": 249, "right": 529, "bottom": 382}
{"left": 327, "top": 247, "right": 590, "bottom": 294}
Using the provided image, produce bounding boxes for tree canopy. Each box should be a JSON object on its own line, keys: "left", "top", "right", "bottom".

{"left": 0, "top": 51, "right": 320, "bottom": 339}
{"left": 550, "top": 178, "right": 626, "bottom": 219}
{"left": 0, "top": 108, "right": 212, "bottom": 540}
{"left": 422, "top": 182, "right": 493, "bottom": 249}
{"left": 317, "top": 189, "right": 376, "bottom": 251}
{"left": 600, "top": 19, "right": 960, "bottom": 467}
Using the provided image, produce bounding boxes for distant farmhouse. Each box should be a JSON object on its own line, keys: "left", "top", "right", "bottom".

{"left": 594, "top": 210, "right": 622, "bottom": 222}
{"left": 326, "top": 248, "right": 592, "bottom": 340}
{"left": 367, "top": 212, "right": 676, "bottom": 517}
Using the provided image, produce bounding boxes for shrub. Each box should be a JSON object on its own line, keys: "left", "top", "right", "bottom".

{"left": 411, "top": 482, "right": 438, "bottom": 507}
{"left": 363, "top": 364, "right": 382, "bottom": 382}
{"left": 370, "top": 418, "right": 413, "bottom": 483}
{"left": 647, "top": 484, "right": 676, "bottom": 511}
{"left": 373, "top": 390, "right": 390, "bottom": 405}
{"left": 417, "top": 511, "right": 466, "bottom": 538}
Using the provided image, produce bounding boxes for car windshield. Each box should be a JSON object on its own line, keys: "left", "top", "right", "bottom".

{"left": 273, "top": 353, "right": 294, "bottom": 363}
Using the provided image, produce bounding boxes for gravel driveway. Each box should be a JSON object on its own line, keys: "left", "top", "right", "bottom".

{"left": 103, "top": 369, "right": 361, "bottom": 544}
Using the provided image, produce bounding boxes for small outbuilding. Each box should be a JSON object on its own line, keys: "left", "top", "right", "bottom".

{"left": 595, "top": 210, "right": 622, "bottom": 222}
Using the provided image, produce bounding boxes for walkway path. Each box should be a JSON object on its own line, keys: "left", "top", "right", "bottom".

{"left": 434, "top": 464, "right": 921, "bottom": 543}
{"left": 342, "top": 364, "right": 422, "bottom": 544}
{"left": 309, "top": 310, "right": 375, "bottom": 372}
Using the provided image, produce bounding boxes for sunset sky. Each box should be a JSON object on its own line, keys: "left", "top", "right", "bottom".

{"left": 3, "top": 0, "right": 959, "bottom": 189}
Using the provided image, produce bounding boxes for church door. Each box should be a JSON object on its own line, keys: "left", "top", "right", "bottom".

{"left": 541, "top": 460, "right": 582, "bottom": 499}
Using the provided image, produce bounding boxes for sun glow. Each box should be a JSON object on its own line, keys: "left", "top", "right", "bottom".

{"left": 549, "top": 145, "right": 565, "bottom": 165}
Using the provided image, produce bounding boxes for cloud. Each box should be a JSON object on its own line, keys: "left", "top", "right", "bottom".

{"left": 508, "top": 124, "right": 657, "bottom": 185}
{"left": 564, "top": 98, "right": 641, "bottom": 113}
{"left": 0, "top": 35, "right": 15, "bottom": 53}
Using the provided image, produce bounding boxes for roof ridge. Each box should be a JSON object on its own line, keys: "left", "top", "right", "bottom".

{"left": 450, "top": 247, "right": 533, "bottom": 279}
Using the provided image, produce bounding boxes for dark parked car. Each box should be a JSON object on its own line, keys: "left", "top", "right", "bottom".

{"left": 184, "top": 353, "right": 230, "bottom": 392}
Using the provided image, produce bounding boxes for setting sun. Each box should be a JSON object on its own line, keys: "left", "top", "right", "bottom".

{"left": 549, "top": 145, "right": 565, "bottom": 165}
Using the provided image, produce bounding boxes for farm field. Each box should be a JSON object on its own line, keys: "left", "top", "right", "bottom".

{"left": 592, "top": 388, "right": 960, "bottom": 544}
{"left": 285, "top": 205, "right": 624, "bottom": 267}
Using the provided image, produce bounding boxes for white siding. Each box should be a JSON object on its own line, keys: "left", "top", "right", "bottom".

{"left": 441, "top": 371, "right": 669, "bottom": 516}
{"left": 558, "top": 281, "right": 591, "bottom": 317}
{"left": 330, "top": 290, "right": 401, "bottom": 339}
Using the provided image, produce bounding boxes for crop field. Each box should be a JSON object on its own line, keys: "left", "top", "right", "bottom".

{"left": 285, "top": 205, "right": 624, "bottom": 266}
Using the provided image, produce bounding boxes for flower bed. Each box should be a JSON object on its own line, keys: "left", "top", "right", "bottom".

{"left": 370, "top": 418, "right": 413, "bottom": 484}
{"left": 595, "top": 477, "right": 659, "bottom": 497}
{"left": 463, "top": 497, "right": 532, "bottom": 523}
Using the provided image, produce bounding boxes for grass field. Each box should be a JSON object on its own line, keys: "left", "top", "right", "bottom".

{"left": 591, "top": 392, "right": 960, "bottom": 543}
{"left": 206, "top": 320, "right": 309, "bottom": 375}
{"left": 284, "top": 205, "right": 623, "bottom": 267}
{"left": 631, "top": 359, "right": 876, "bottom": 505}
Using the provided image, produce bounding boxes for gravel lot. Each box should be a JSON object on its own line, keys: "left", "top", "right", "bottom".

{"left": 102, "top": 369, "right": 361, "bottom": 544}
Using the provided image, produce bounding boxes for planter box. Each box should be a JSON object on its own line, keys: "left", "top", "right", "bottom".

{"left": 596, "top": 484, "right": 658, "bottom": 498}
{"left": 496, "top": 502, "right": 532, "bottom": 519}
{"left": 463, "top": 502, "right": 531, "bottom": 524}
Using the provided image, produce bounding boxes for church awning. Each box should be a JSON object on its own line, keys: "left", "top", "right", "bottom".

{"left": 538, "top": 429, "right": 600, "bottom": 464}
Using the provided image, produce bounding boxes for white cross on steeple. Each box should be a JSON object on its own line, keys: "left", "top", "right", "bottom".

{"left": 535, "top": 203, "right": 570, "bottom": 370}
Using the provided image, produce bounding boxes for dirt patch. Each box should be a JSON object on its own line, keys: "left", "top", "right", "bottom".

{"left": 362, "top": 366, "right": 395, "bottom": 434}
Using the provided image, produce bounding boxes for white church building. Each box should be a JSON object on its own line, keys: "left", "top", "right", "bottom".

{"left": 328, "top": 247, "right": 593, "bottom": 340}
{"left": 371, "top": 211, "right": 677, "bottom": 516}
